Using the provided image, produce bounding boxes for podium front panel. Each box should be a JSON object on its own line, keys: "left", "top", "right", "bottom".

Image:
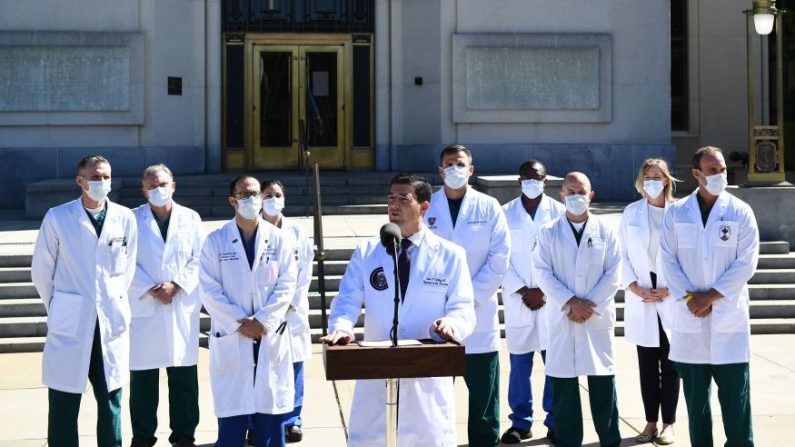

{"left": 323, "top": 340, "right": 465, "bottom": 380}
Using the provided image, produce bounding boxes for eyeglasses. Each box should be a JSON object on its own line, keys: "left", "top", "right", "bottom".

{"left": 233, "top": 191, "right": 261, "bottom": 199}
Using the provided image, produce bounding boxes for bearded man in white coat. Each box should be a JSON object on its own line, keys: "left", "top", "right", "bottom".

{"left": 499, "top": 160, "right": 565, "bottom": 445}
{"left": 659, "top": 146, "right": 759, "bottom": 447}
{"left": 321, "top": 173, "right": 476, "bottom": 447}
{"left": 31, "top": 155, "right": 137, "bottom": 447}
{"left": 200, "top": 175, "right": 298, "bottom": 447}
{"left": 424, "top": 144, "right": 510, "bottom": 447}
{"left": 128, "top": 164, "right": 204, "bottom": 447}
{"left": 533, "top": 172, "right": 622, "bottom": 447}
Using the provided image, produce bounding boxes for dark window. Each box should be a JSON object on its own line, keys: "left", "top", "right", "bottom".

{"left": 353, "top": 44, "right": 371, "bottom": 148}
{"left": 225, "top": 44, "right": 245, "bottom": 149}
{"left": 671, "top": 0, "right": 689, "bottom": 131}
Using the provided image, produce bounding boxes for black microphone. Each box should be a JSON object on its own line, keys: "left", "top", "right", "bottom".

{"left": 380, "top": 223, "right": 402, "bottom": 255}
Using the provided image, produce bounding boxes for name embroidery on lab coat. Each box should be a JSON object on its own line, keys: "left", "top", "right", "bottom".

{"left": 467, "top": 219, "right": 487, "bottom": 225}
{"left": 370, "top": 267, "right": 388, "bottom": 291}
{"left": 719, "top": 224, "right": 732, "bottom": 241}
{"left": 422, "top": 276, "right": 448, "bottom": 287}
{"left": 219, "top": 252, "right": 240, "bottom": 262}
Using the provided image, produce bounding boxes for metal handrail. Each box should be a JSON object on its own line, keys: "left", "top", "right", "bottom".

{"left": 312, "top": 162, "right": 328, "bottom": 335}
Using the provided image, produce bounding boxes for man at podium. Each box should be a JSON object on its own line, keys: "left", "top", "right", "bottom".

{"left": 320, "top": 173, "right": 476, "bottom": 447}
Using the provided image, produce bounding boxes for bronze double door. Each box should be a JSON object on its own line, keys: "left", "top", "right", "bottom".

{"left": 246, "top": 38, "right": 348, "bottom": 169}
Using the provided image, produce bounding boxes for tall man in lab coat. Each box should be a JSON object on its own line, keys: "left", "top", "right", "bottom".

{"left": 321, "top": 173, "right": 476, "bottom": 447}
{"left": 424, "top": 144, "right": 510, "bottom": 447}
{"left": 128, "top": 164, "right": 204, "bottom": 447}
{"left": 500, "top": 160, "right": 565, "bottom": 444}
{"left": 533, "top": 172, "right": 622, "bottom": 447}
{"left": 32, "top": 155, "right": 138, "bottom": 447}
{"left": 660, "top": 146, "right": 759, "bottom": 447}
{"left": 200, "top": 175, "right": 298, "bottom": 447}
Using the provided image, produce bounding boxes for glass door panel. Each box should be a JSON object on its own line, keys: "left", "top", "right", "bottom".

{"left": 301, "top": 46, "right": 345, "bottom": 168}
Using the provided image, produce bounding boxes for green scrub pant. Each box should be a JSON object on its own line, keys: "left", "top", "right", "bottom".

{"left": 549, "top": 375, "right": 621, "bottom": 447}
{"left": 464, "top": 351, "right": 500, "bottom": 447}
{"left": 677, "top": 362, "right": 754, "bottom": 447}
{"left": 129, "top": 365, "right": 200, "bottom": 446}
{"left": 48, "top": 322, "right": 122, "bottom": 447}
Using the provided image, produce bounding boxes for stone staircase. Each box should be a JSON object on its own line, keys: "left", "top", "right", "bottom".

{"left": 113, "top": 172, "right": 442, "bottom": 219}
{"left": 2, "top": 241, "right": 794, "bottom": 353}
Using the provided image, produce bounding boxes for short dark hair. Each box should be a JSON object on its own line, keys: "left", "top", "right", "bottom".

{"left": 77, "top": 155, "right": 109, "bottom": 175}
{"left": 518, "top": 159, "right": 546, "bottom": 177}
{"left": 260, "top": 178, "right": 285, "bottom": 194}
{"left": 439, "top": 144, "right": 473, "bottom": 164}
{"left": 390, "top": 173, "right": 432, "bottom": 204}
{"left": 692, "top": 146, "right": 723, "bottom": 170}
{"left": 229, "top": 174, "right": 259, "bottom": 196}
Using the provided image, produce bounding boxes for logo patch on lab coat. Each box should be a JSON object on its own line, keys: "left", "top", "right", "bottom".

{"left": 369, "top": 267, "right": 388, "bottom": 291}
{"left": 427, "top": 217, "right": 437, "bottom": 228}
{"left": 719, "top": 224, "right": 731, "bottom": 241}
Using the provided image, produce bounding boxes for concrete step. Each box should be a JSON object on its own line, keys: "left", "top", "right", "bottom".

{"left": 312, "top": 261, "right": 348, "bottom": 277}
{"left": 0, "top": 283, "right": 37, "bottom": 299}
{"left": 0, "top": 267, "right": 31, "bottom": 282}
{"left": 0, "top": 298, "right": 45, "bottom": 317}
{"left": 758, "top": 254, "right": 795, "bottom": 269}
{"left": 750, "top": 269, "right": 795, "bottom": 284}
{"left": 0, "top": 255, "right": 33, "bottom": 268}
{"left": 0, "top": 314, "right": 213, "bottom": 338}
{"left": 760, "top": 241, "right": 790, "bottom": 254}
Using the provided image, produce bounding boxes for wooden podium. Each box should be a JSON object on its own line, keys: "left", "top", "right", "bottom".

{"left": 324, "top": 339, "right": 465, "bottom": 447}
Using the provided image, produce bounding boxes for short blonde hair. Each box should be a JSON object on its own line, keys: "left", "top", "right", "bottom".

{"left": 634, "top": 158, "right": 677, "bottom": 201}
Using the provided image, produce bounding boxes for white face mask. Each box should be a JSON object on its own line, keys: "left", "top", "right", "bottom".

{"left": 147, "top": 186, "right": 172, "bottom": 207}
{"left": 262, "top": 196, "right": 285, "bottom": 216}
{"left": 564, "top": 194, "right": 589, "bottom": 215}
{"left": 703, "top": 172, "right": 728, "bottom": 196}
{"left": 443, "top": 165, "right": 469, "bottom": 189}
{"left": 643, "top": 180, "right": 665, "bottom": 199}
{"left": 85, "top": 179, "right": 111, "bottom": 202}
{"left": 521, "top": 179, "right": 544, "bottom": 199}
{"left": 236, "top": 196, "right": 262, "bottom": 220}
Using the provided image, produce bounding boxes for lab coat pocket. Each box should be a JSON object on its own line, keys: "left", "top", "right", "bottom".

{"left": 712, "top": 296, "right": 749, "bottom": 333}
{"left": 675, "top": 223, "right": 699, "bottom": 249}
{"left": 108, "top": 244, "right": 127, "bottom": 276}
{"left": 129, "top": 293, "right": 156, "bottom": 318}
{"left": 673, "top": 299, "right": 702, "bottom": 333}
{"left": 258, "top": 260, "right": 279, "bottom": 287}
{"left": 510, "top": 228, "right": 530, "bottom": 254}
{"left": 47, "top": 291, "right": 83, "bottom": 339}
{"left": 209, "top": 332, "right": 242, "bottom": 372}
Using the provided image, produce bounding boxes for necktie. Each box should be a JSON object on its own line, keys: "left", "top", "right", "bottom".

{"left": 398, "top": 238, "right": 412, "bottom": 301}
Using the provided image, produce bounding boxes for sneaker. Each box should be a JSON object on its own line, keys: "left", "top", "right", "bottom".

{"left": 500, "top": 427, "right": 531, "bottom": 444}
{"left": 546, "top": 428, "right": 555, "bottom": 443}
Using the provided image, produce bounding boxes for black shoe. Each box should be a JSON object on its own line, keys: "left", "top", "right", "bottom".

{"left": 546, "top": 428, "right": 555, "bottom": 443}
{"left": 286, "top": 425, "right": 303, "bottom": 443}
{"left": 246, "top": 429, "right": 255, "bottom": 446}
{"left": 500, "top": 427, "right": 531, "bottom": 444}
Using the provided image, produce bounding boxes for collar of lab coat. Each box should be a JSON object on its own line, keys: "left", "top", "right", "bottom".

{"left": 69, "top": 198, "right": 122, "bottom": 243}
{"left": 628, "top": 198, "right": 671, "bottom": 246}
{"left": 682, "top": 189, "right": 731, "bottom": 227}
{"left": 221, "top": 217, "right": 274, "bottom": 272}
{"left": 376, "top": 226, "right": 440, "bottom": 315}
{"left": 140, "top": 202, "right": 185, "bottom": 246}
{"left": 430, "top": 186, "right": 478, "bottom": 233}
{"left": 507, "top": 194, "right": 554, "bottom": 228}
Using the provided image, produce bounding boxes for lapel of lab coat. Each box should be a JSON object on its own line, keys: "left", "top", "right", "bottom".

{"left": 452, "top": 188, "right": 477, "bottom": 241}
{"left": 70, "top": 198, "right": 103, "bottom": 244}
{"left": 428, "top": 189, "right": 454, "bottom": 239}
{"left": 223, "top": 219, "right": 249, "bottom": 272}
{"left": 575, "top": 217, "right": 601, "bottom": 296}
{"left": 377, "top": 242, "right": 397, "bottom": 296}
{"left": 704, "top": 192, "right": 731, "bottom": 229}
{"left": 400, "top": 228, "right": 437, "bottom": 317}
{"left": 631, "top": 200, "right": 652, "bottom": 278}
{"left": 163, "top": 203, "right": 183, "bottom": 247}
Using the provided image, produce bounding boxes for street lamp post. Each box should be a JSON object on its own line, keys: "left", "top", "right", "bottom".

{"left": 746, "top": 0, "right": 788, "bottom": 185}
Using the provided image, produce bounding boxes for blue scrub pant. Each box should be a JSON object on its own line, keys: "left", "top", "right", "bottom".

{"left": 216, "top": 413, "right": 285, "bottom": 447}
{"left": 283, "top": 362, "right": 304, "bottom": 428}
{"left": 507, "top": 350, "right": 554, "bottom": 431}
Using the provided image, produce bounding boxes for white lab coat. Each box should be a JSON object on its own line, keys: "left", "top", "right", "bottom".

{"left": 128, "top": 203, "right": 204, "bottom": 370}
{"left": 501, "top": 194, "right": 565, "bottom": 354}
{"left": 659, "top": 190, "right": 759, "bottom": 365}
{"left": 200, "top": 218, "right": 298, "bottom": 418}
{"left": 328, "top": 227, "right": 475, "bottom": 447}
{"left": 533, "top": 215, "right": 621, "bottom": 378}
{"left": 31, "top": 199, "right": 137, "bottom": 393}
{"left": 278, "top": 217, "right": 314, "bottom": 363}
{"left": 619, "top": 199, "right": 673, "bottom": 348}
{"left": 425, "top": 187, "right": 510, "bottom": 354}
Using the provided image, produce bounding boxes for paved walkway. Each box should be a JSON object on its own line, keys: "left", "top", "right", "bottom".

{"left": 1, "top": 209, "right": 793, "bottom": 445}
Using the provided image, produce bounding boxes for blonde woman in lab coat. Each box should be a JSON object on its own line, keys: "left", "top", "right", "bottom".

{"left": 618, "top": 159, "right": 679, "bottom": 445}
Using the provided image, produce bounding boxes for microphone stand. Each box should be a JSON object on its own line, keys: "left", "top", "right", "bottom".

{"left": 387, "top": 237, "right": 401, "bottom": 447}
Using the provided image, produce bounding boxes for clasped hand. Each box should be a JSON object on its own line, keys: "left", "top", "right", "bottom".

{"left": 519, "top": 287, "right": 546, "bottom": 310}
{"left": 567, "top": 297, "right": 596, "bottom": 323}
{"left": 630, "top": 282, "right": 669, "bottom": 303}
{"left": 237, "top": 317, "right": 266, "bottom": 340}
{"left": 149, "top": 281, "right": 181, "bottom": 304}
